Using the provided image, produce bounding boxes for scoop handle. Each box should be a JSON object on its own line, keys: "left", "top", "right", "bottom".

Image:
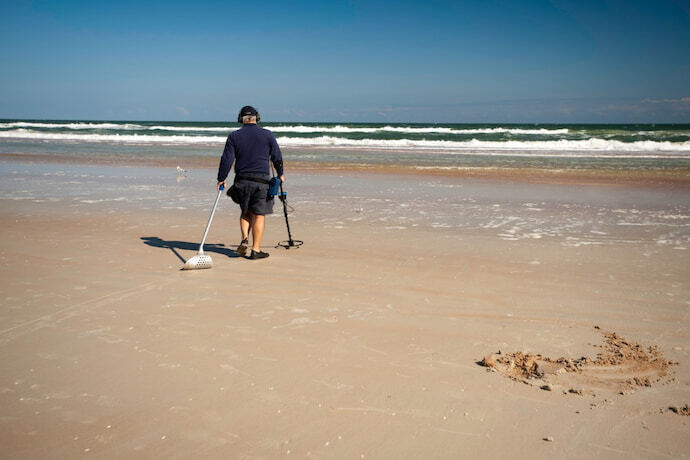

{"left": 198, "top": 187, "right": 224, "bottom": 254}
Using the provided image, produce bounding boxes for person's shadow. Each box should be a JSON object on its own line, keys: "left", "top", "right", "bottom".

{"left": 141, "top": 236, "right": 240, "bottom": 264}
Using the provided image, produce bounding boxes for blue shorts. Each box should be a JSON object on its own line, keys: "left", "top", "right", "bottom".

{"left": 234, "top": 178, "right": 274, "bottom": 216}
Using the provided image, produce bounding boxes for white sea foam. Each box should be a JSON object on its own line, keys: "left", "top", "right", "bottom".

{"left": 0, "top": 129, "right": 223, "bottom": 144}
{"left": 0, "top": 121, "right": 145, "bottom": 130}
{"left": 146, "top": 124, "right": 571, "bottom": 135}
{"left": 1, "top": 129, "right": 689, "bottom": 155}
{"left": 147, "top": 125, "right": 230, "bottom": 132}
{"left": 276, "top": 135, "right": 690, "bottom": 154}
{"left": 269, "top": 125, "right": 570, "bottom": 135}
{"left": 0, "top": 121, "right": 570, "bottom": 135}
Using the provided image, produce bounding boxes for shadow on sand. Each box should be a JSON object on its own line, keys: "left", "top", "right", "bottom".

{"left": 141, "top": 236, "right": 240, "bottom": 264}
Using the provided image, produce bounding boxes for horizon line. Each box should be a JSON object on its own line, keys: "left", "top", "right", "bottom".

{"left": 1, "top": 117, "right": 689, "bottom": 126}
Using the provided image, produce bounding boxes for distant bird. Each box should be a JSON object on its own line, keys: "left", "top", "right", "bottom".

{"left": 176, "top": 166, "right": 188, "bottom": 177}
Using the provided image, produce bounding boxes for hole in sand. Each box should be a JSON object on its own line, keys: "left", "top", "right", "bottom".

{"left": 479, "top": 327, "right": 677, "bottom": 395}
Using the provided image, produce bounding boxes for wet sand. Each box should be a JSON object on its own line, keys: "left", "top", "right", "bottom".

{"left": 3, "top": 151, "right": 690, "bottom": 187}
{"left": 0, "top": 159, "right": 688, "bottom": 457}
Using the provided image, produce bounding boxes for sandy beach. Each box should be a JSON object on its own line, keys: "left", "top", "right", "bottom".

{"left": 3, "top": 0, "right": 690, "bottom": 455}
{"left": 1, "top": 158, "right": 689, "bottom": 458}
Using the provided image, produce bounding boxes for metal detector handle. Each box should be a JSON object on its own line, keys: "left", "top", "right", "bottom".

{"left": 278, "top": 181, "right": 288, "bottom": 201}
{"left": 198, "top": 184, "right": 224, "bottom": 254}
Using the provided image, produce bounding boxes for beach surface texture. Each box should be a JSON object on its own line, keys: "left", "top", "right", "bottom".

{"left": 0, "top": 121, "right": 689, "bottom": 458}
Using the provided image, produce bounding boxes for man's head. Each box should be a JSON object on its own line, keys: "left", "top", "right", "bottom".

{"left": 238, "top": 106, "right": 260, "bottom": 124}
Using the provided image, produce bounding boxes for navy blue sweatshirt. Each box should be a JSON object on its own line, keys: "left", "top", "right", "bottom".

{"left": 217, "top": 123, "right": 284, "bottom": 182}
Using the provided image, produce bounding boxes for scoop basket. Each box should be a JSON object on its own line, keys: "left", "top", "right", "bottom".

{"left": 182, "top": 252, "right": 213, "bottom": 270}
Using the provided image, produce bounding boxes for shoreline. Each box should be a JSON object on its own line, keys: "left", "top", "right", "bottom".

{"left": 2, "top": 151, "right": 690, "bottom": 187}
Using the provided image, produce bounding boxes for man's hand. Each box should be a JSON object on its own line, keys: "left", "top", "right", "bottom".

{"left": 279, "top": 175, "right": 285, "bottom": 184}
{"left": 217, "top": 180, "right": 225, "bottom": 191}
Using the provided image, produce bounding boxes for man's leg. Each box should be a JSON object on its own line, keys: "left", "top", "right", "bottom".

{"left": 240, "top": 213, "right": 251, "bottom": 240}
{"left": 251, "top": 213, "right": 265, "bottom": 252}
{"left": 236, "top": 213, "right": 251, "bottom": 256}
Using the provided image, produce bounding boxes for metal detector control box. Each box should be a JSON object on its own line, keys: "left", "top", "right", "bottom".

{"left": 268, "top": 176, "right": 281, "bottom": 198}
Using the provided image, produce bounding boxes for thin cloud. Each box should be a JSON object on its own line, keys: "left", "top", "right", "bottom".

{"left": 641, "top": 97, "right": 690, "bottom": 105}
{"left": 597, "top": 97, "right": 690, "bottom": 118}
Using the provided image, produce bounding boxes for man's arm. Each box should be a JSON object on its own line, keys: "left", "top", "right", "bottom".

{"left": 217, "top": 135, "right": 236, "bottom": 187}
{"left": 268, "top": 132, "right": 285, "bottom": 182}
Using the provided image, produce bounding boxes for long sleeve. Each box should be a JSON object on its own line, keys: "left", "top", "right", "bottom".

{"left": 217, "top": 135, "right": 236, "bottom": 181}
{"left": 269, "top": 132, "right": 284, "bottom": 176}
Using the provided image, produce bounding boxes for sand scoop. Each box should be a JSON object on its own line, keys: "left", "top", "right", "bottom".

{"left": 182, "top": 185, "right": 224, "bottom": 270}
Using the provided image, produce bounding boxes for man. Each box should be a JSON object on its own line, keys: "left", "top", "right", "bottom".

{"left": 217, "top": 105, "right": 285, "bottom": 260}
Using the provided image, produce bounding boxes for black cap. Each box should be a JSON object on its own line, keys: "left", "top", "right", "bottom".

{"left": 238, "top": 105, "right": 260, "bottom": 123}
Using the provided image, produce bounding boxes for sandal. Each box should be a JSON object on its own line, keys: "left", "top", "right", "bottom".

{"left": 236, "top": 238, "right": 249, "bottom": 256}
{"left": 249, "top": 250, "right": 269, "bottom": 260}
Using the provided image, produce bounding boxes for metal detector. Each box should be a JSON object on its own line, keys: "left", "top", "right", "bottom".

{"left": 277, "top": 182, "right": 303, "bottom": 249}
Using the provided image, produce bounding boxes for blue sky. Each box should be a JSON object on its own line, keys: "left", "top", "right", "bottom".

{"left": 1, "top": 0, "right": 689, "bottom": 122}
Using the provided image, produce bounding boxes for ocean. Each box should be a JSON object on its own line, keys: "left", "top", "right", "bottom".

{"left": 1, "top": 120, "right": 689, "bottom": 171}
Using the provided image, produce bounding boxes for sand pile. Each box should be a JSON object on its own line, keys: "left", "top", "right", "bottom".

{"left": 480, "top": 327, "right": 677, "bottom": 395}
{"left": 667, "top": 405, "right": 690, "bottom": 416}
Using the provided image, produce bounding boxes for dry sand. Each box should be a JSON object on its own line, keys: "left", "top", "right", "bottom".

{"left": 0, "top": 161, "right": 689, "bottom": 458}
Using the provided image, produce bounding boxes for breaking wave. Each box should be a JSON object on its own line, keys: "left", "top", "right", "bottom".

{"left": 277, "top": 136, "right": 690, "bottom": 155}
{"left": 269, "top": 126, "right": 571, "bottom": 135}
{"left": 0, "top": 121, "right": 570, "bottom": 135}
{"left": 2, "top": 129, "right": 689, "bottom": 155}
{"left": 0, "top": 129, "right": 223, "bottom": 144}
{"left": 0, "top": 121, "right": 145, "bottom": 130}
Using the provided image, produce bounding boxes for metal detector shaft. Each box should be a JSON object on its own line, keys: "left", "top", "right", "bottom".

{"left": 276, "top": 182, "right": 303, "bottom": 249}
{"left": 279, "top": 183, "right": 295, "bottom": 246}
{"left": 198, "top": 184, "right": 224, "bottom": 254}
